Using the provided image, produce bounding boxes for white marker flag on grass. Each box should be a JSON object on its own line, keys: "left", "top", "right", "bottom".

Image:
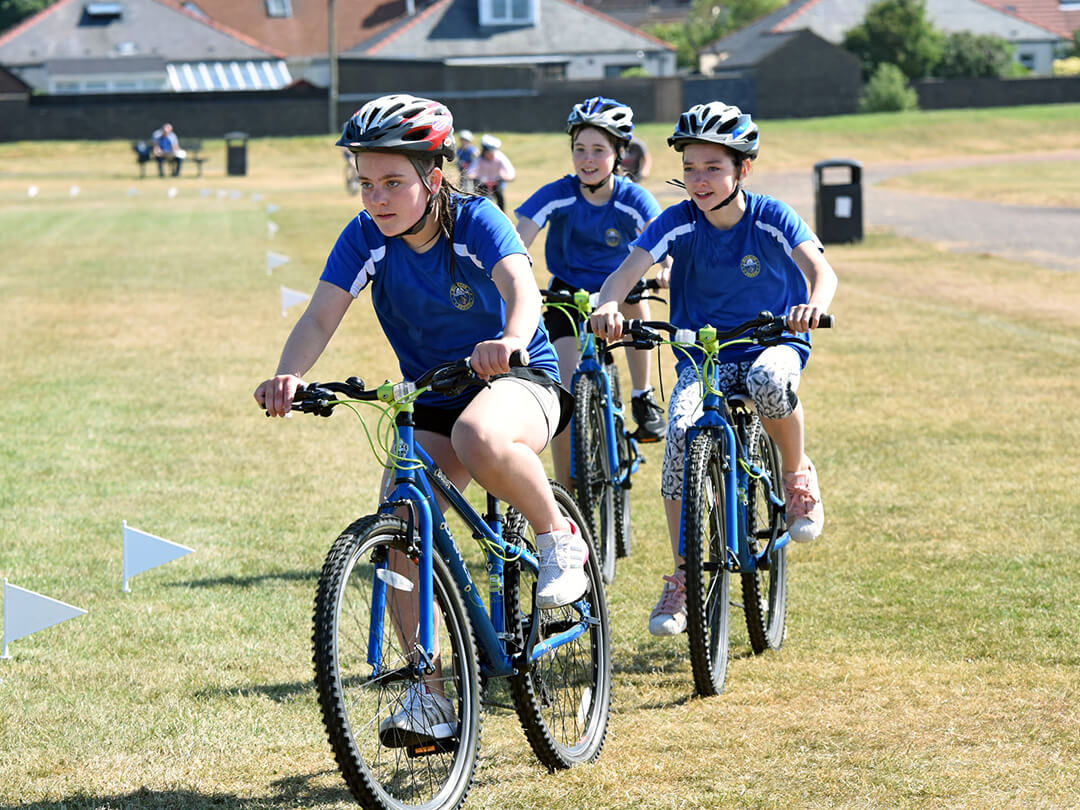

{"left": 281, "top": 285, "right": 311, "bottom": 317}
{"left": 266, "top": 250, "right": 290, "bottom": 275}
{"left": 266, "top": 203, "right": 280, "bottom": 214}
{"left": 121, "top": 521, "right": 194, "bottom": 592}
{"left": 2, "top": 579, "right": 86, "bottom": 659}
{"left": 267, "top": 220, "right": 279, "bottom": 239}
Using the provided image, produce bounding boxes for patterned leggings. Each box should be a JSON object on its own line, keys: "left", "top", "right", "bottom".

{"left": 661, "top": 345, "right": 802, "bottom": 500}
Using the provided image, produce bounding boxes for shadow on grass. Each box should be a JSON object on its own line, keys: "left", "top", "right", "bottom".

{"left": 2, "top": 770, "right": 351, "bottom": 809}
{"left": 194, "top": 678, "right": 315, "bottom": 702}
{"left": 612, "top": 644, "right": 759, "bottom": 709}
{"left": 172, "top": 569, "right": 319, "bottom": 589}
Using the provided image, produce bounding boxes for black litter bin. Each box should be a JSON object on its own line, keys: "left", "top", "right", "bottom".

{"left": 225, "top": 131, "right": 249, "bottom": 176}
{"left": 813, "top": 159, "right": 863, "bottom": 244}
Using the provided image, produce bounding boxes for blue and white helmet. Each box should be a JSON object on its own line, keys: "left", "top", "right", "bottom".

{"left": 668, "top": 101, "right": 759, "bottom": 159}
{"left": 566, "top": 96, "right": 634, "bottom": 146}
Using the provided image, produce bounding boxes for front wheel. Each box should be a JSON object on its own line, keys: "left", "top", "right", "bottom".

{"left": 505, "top": 482, "right": 612, "bottom": 770}
{"left": 609, "top": 363, "right": 632, "bottom": 559}
{"left": 682, "top": 434, "right": 731, "bottom": 697}
{"left": 312, "top": 515, "right": 481, "bottom": 810}
{"left": 572, "top": 373, "right": 617, "bottom": 584}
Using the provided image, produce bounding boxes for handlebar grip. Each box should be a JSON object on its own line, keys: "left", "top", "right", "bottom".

{"left": 509, "top": 348, "right": 530, "bottom": 367}
{"left": 816, "top": 314, "right": 835, "bottom": 329}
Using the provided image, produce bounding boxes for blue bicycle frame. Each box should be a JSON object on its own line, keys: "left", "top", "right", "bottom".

{"left": 371, "top": 413, "right": 594, "bottom": 681}
{"left": 678, "top": 375, "right": 791, "bottom": 575}
{"left": 569, "top": 328, "right": 643, "bottom": 492}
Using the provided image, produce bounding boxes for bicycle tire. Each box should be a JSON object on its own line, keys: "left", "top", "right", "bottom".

{"left": 313, "top": 514, "right": 481, "bottom": 810}
{"left": 572, "top": 373, "right": 617, "bottom": 584}
{"left": 683, "top": 433, "right": 732, "bottom": 697}
{"left": 737, "top": 411, "right": 787, "bottom": 654}
{"left": 504, "top": 482, "right": 612, "bottom": 770}
{"left": 608, "top": 363, "right": 632, "bottom": 559}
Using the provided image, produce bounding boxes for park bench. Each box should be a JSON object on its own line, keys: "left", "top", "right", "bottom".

{"left": 132, "top": 139, "right": 208, "bottom": 178}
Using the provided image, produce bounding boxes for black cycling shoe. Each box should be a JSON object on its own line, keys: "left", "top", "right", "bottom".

{"left": 631, "top": 390, "right": 666, "bottom": 443}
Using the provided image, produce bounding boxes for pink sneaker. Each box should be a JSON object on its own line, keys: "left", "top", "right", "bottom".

{"left": 783, "top": 459, "right": 824, "bottom": 543}
{"left": 648, "top": 570, "right": 687, "bottom": 636}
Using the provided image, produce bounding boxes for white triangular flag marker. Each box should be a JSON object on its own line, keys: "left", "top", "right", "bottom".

{"left": 251, "top": 193, "right": 264, "bottom": 202}
{"left": 69, "top": 185, "right": 80, "bottom": 197}
{"left": 167, "top": 187, "right": 178, "bottom": 198}
{"left": 217, "top": 189, "right": 227, "bottom": 199}
{"left": 281, "top": 285, "right": 310, "bottom": 317}
{"left": 200, "top": 188, "right": 212, "bottom": 197}
{"left": 267, "top": 220, "right": 279, "bottom": 238}
{"left": 266, "top": 203, "right": 280, "bottom": 214}
{"left": 266, "top": 250, "right": 290, "bottom": 275}
{"left": 121, "top": 521, "right": 194, "bottom": 592}
{"left": 27, "top": 185, "right": 39, "bottom": 198}
{"left": 229, "top": 190, "right": 243, "bottom": 200}
{"left": 2, "top": 578, "right": 86, "bottom": 659}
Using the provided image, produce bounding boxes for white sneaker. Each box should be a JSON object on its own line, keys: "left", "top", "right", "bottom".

{"left": 648, "top": 570, "right": 687, "bottom": 636}
{"left": 379, "top": 683, "right": 457, "bottom": 748}
{"left": 783, "top": 459, "right": 825, "bottom": 543}
{"left": 535, "top": 518, "right": 589, "bottom": 609}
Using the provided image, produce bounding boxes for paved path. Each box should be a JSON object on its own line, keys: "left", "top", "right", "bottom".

{"left": 749, "top": 150, "right": 1080, "bottom": 272}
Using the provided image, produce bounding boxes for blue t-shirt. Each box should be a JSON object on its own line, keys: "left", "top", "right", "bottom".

{"left": 515, "top": 174, "right": 662, "bottom": 292}
{"left": 321, "top": 195, "right": 560, "bottom": 408}
{"left": 632, "top": 191, "right": 822, "bottom": 371}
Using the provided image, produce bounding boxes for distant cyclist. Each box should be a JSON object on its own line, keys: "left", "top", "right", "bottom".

{"left": 468, "top": 134, "right": 515, "bottom": 211}
{"left": 590, "top": 100, "right": 838, "bottom": 637}
{"left": 515, "top": 95, "right": 670, "bottom": 487}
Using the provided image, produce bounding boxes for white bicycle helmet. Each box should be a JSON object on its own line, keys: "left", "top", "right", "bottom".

{"left": 337, "top": 94, "right": 455, "bottom": 161}
{"left": 480, "top": 134, "right": 501, "bottom": 151}
{"left": 668, "top": 101, "right": 759, "bottom": 159}
{"left": 566, "top": 96, "right": 634, "bottom": 146}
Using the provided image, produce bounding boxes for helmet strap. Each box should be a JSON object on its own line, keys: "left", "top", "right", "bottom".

{"left": 709, "top": 181, "right": 742, "bottom": 211}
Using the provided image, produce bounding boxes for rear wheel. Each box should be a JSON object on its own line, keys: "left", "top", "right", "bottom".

{"left": 312, "top": 515, "right": 480, "bottom": 810}
{"left": 736, "top": 410, "right": 787, "bottom": 654}
{"left": 572, "top": 374, "right": 616, "bottom": 584}
{"left": 682, "top": 434, "right": 731, "bottom": 697}
{"left": 505, "top": 482, "right": 612, "bottom": 770}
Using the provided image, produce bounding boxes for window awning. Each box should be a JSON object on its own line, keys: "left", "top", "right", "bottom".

{"left": 166, "top": 60, "right": 292, "bottom": 92}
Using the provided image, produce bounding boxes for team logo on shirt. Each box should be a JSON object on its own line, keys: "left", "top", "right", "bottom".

{"left": 449, "top": 281, "right": 475, "bottom": 311}
{"left": 740, "top": 254, "right": 762, "bottom": 278}
{"left": 604, "top": 228, "right": 621, "bottom": 248}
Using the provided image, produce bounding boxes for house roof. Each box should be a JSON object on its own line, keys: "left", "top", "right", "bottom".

{"left": 976, "top": 0, "right": 1080, "bottom": 38}
{"left": 174, "top": 0, "right": 413, "bottom": 59}
{"left": 353, "top": 0, "right": 674, "bottom": 59}
{"left": 0, "top": 0, "right": 284, "bottom": 64}
{"left": 740, "top": 0, "right": 1062, "bottom": 46}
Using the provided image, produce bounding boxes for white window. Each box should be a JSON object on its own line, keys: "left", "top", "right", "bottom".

{"left": 266, "top": 0, "right": 292, "bottom": 17}
{"left": 479, "top": 0, "right": 535, "bottom": 26}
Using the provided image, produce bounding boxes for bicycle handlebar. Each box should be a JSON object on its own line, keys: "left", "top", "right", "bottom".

{"left": 613, "top": 311, "right": 834, "bottom": 351}
{"left": 540, "top": 277, "right": 666, "bottom": 310}
{"left": 272, "top": 350, "right": 530, "bottom": 417}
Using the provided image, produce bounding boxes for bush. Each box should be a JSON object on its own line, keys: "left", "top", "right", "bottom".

{"left": 858, "top": 63, "right": 919, "bottom": 112}
{"left": 934, "top": 31, "right": 1013, "bottom": 78}
{"left": 1053, "top": 57, "right": 1080, "bottom": 76}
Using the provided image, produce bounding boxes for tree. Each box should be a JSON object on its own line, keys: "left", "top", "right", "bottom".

{"left": 644, "top": 0, "right": 787, "bottom": 72}
{"left": 933, "top": 31, "right": 1014, "bottom": 78}
{"left": 843, "top": 0, "right": 945, "bottom": 81}
{"left": 858, "top": 63, "right": 919, "bottom": 113}
{"left": 0, "top": 0, "right": 55, "bottom": 34}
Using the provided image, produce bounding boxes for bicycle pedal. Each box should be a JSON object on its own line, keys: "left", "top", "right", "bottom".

{"left": 407, "top": 737, "right": 459, "bottom": 758}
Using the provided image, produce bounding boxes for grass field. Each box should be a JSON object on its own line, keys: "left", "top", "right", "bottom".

{"left": 2, "top": 104, "right": 1080, "bottom": 809}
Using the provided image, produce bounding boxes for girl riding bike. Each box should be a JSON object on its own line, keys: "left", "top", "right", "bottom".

{"left": 515, "top": 95, "right": 671, "bottom": 487}
{"left": 590, "top": 100, "right": 838, "bottom": 637}
{"left": 254, "top": 94, "right": 588, "bottom": 742}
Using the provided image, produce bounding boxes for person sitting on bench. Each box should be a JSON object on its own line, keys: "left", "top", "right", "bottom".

{"left": 152, "top": 123, "right": 186, "bottom": 177}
